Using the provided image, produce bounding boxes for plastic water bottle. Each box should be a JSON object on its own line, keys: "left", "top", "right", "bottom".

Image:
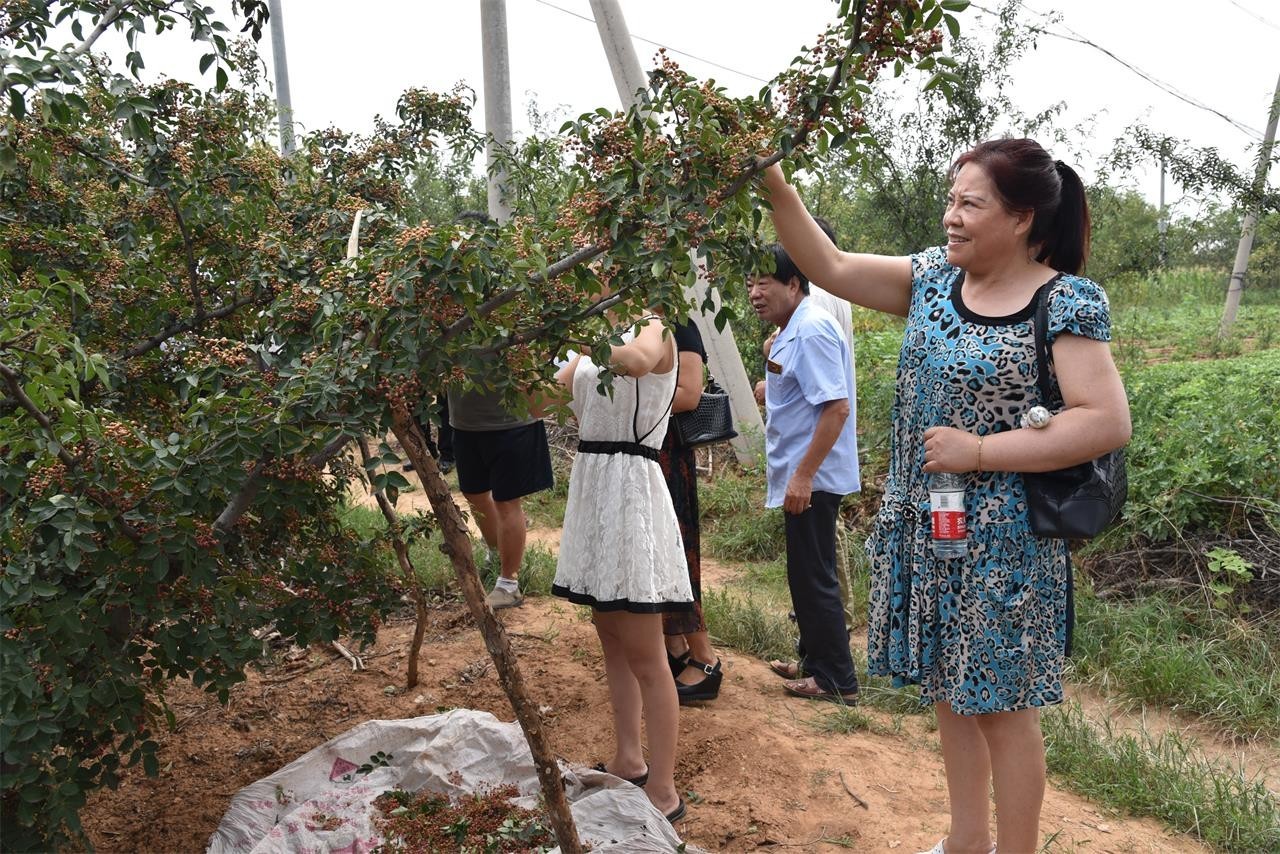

{"left": 929, "top": 472, "right": 968, "bottom": 558}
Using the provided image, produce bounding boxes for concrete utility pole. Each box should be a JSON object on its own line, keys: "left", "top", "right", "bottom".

{"left": 588, "top": 0, "right": 765, "bottom": 466}
{"left": 1158, "top": 153, "right": 1167, "bottom": 270}
{"left": 1220, "top": 71, "right": 1280, "bottom": 338}
{"left": 266, "top": 0, "right": 294, "bottom": 156}
{"left": 480, "top": 0, "right": 514, "bottom": 223}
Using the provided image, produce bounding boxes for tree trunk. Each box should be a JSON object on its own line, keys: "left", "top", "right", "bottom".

{"left": 356, "top": 437, "right": 430, "bottom": 690}
{"left": 389, "top": 409, "right": 582, "bottom": 854}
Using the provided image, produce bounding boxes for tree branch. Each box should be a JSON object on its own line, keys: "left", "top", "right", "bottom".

{"left": 356, "top": 436, "right": 429, "bottom": 689}
{"left": 440, "top": 233, "right": 635, "bottom": 345}
{"left": 123, "top": 292, "right": 259, "bottom": 359}
{"left": 0, "top": 359, "right": 78, "bottom": 471}
{"left": 67, "top": 0, "right": 130, "bottom": 60}
{"left": 1, "top": 358, "right": 141, "bottom": 542}
{"left": 212, "top": 433, "right": 352, "bottom": 539}
{"left": 166, "top": 193, "right": 206, "bottom": 320}
{"left": 68, "top": 139, "right": 149, "bottom": 186}
{"left": 440, "top": 7, "right": 866, "bottom": 350}
{"left": 212, "top": 453, "right": 269, "bottom": 538}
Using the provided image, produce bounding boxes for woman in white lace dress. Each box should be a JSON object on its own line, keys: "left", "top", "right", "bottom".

{"left": 550, "top": 314, "right": 694, "bottom": 823}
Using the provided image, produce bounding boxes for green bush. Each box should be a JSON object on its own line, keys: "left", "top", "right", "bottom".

{"left": 1119, "top": 350, "right": 1280, "bottom": 543}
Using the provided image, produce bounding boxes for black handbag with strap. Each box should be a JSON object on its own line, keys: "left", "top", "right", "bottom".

{"left": 673, "top": 375, "right": 738, "bottom": 449}
{"left": 1021, "top": 282, "right": 1128, "bottom": 539}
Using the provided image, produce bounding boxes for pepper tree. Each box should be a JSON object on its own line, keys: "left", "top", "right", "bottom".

{"left": 0, "top": 0, "right": 968, "bottom": 848}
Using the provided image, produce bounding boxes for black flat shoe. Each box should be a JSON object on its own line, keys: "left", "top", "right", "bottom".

{"left": 591, "top": 761, "right": 649, "bottom": 787}
{"left": 676, "top": 657, "right": 722, "bottom": 704}
{"left": 665, "top": 798, "right": 687, "bottom": 823}
{"left": 667, "top": 648, "right": 691, "bottom": 680}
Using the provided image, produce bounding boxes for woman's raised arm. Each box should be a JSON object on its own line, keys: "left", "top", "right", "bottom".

{"left": 763, "top": 164, "right": 913, "bottom": 316}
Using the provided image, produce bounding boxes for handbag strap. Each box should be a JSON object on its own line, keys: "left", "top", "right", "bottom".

{"left": 630, "top": 322, "right": 679, "bottom": 445}
{"left": 1032, "top": 277, "right": 1064, "bottom": 408}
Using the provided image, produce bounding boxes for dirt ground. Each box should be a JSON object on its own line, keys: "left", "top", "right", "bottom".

{"left": 79, "top": 553, "right": 1213, "bottom": 854}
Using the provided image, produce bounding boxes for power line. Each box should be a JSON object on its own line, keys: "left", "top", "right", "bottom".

{"left": 1227, "top": 0, "right": 1280, "bottom": 33}
{"left": 972, "top": 1, "right": 1264, "bottom": 141}
{"left": 532, "top": 0, "right": 771, "bottom": 85}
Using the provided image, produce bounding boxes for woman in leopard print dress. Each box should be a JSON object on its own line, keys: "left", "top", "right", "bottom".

{"left": 761, "top": 139, "right": 1131, "bottom": 854}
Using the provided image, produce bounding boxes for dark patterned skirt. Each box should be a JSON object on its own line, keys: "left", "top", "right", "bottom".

{"left": 659, "top": 425, "right": 704, "bottom": 635}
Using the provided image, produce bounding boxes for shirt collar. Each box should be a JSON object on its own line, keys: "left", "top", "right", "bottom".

{"left": 773, "top": 295, "right": 812, "bottom": 350}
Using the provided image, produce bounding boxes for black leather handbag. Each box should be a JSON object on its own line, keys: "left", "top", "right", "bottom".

{"left": 1022, "top": 283, "right": 1128, "bottom": 539}
{"left": 673, "top": 376, "right": 738, "bottom": 448}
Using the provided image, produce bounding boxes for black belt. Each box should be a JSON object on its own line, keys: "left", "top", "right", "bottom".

{"left": 577, "top": 440, "right": 660, "bottom": 462}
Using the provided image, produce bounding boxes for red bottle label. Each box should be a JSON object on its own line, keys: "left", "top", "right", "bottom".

{"left": 930, "top": 490, "right": 966, "bottom": 540}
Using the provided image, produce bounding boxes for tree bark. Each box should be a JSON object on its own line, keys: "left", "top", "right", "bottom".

{"left": 388, "top": 409, "right": 582, "bottom": 854}
{"left": 356, "top": 437, "right": 430, "bottom": 690}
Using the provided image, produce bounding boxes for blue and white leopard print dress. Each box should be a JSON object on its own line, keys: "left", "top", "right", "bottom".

{"left": 865, "top": 245, "right": 1112, "bottom": 715}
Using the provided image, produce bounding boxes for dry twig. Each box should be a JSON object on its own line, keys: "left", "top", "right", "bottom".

{"left": 838, "top": 771, "right": 869, "bottom": 809}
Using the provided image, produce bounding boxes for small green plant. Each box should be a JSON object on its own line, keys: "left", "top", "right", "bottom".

{"left": 702, "top": 588, "right": 794, "bottom": 662}
{"left": 1204, "top": 547, "right": 1254, "bottom": 610}
{"left": 814, "top": 704, "right": 881, "bottom": 734}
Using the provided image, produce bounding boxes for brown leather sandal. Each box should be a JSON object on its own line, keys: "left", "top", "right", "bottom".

{"left": 768, "top": 659, "right": 802, "bottom": 679}
{"left": 783, "top": 677, "right": 859, "bottom": 705}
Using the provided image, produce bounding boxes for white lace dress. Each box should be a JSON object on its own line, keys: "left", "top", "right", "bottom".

{"left": 551, "top": 350, "right": 694, "bottom": 614}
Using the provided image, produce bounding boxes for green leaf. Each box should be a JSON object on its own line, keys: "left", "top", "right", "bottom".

{"left": 216, "top": 66, "right": 229, "bottom": 92}
{"left": 199, "top": 53, "right": 216, "bottom": 75}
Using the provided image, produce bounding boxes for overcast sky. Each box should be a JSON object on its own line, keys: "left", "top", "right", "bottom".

{"left": 117, "top": 0, "right": 1278, "bottom": 211}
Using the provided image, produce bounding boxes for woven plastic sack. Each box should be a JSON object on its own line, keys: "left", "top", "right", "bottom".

{"left": 207, "top": 708, "right": 700, "bottom": 853}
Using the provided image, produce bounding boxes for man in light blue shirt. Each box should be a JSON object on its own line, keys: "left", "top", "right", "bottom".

{"left": 751, "top": 243, "right": 860, "bottom": 703}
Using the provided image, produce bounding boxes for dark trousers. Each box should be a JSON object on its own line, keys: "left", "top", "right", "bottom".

{"left": 786, "top": 491, "right": 859, "bottom": 695}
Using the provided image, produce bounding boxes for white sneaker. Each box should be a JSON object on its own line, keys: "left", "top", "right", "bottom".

{"left": 485, "top": 586, "right": 525, "bottom": 610}
{"left": 915, "top": 842, "right": 995, "bottom": 854}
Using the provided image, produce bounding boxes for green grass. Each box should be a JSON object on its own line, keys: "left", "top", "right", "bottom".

{"left": 523, "top": 457, "right": 572, "bottom": 529}
{"left": 1068, "top": 587, "right": 1280, "bottom": 741}
{"left": 699, "top": 468, "right": 786, "bottom": 562}
{"left": 338, "top": 503, "right": 557, "bottom": 596}
{"left": 1043, "top": 702, "right": 1280, "bottom": 853}
{"left": 702, "top": 587, "right": 795, "bottom": 663}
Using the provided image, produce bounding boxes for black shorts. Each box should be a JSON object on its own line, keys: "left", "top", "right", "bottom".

{"left": 452, "top": 421, "right": 554, "bottom": 502}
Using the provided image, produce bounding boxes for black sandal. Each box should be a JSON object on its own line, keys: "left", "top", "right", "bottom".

{"left": 591, "top": 761, "right": 649, "bottom": 787}
{"left": 676, "top": 657, "right": 722, "bottom": 704}
{"left": 666, "top": 648, "right": 691, "bottom": 680}
{"left": 665, "top": 798, "right": 687, "bottom": 823}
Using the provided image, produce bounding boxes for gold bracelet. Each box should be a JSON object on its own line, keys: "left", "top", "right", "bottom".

{"left": 976, "top": 435, "right": 984, "bottom": 472}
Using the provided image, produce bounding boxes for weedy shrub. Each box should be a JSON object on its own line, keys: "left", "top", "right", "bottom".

{"left": 1043, "top": 703, "right": 1280, "bottom": 853}
{"left": 702, "top": 588, "right": 794, "bottom": 663}
{"left": 1118, "top": 350, "right": 1280, "bottom": 545}
{"left": 1068, "top": 588, "right": 1280, "bottom": 740}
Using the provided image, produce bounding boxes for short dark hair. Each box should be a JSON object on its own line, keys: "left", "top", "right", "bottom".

{"left": 812, "top": 215, "right": 838, "bottom": 248}
{"left": 456, "top": 209, "right": 493, "bottom": 225}
{"left": 763, "top": 243, "right": 809, "bottom": 295}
